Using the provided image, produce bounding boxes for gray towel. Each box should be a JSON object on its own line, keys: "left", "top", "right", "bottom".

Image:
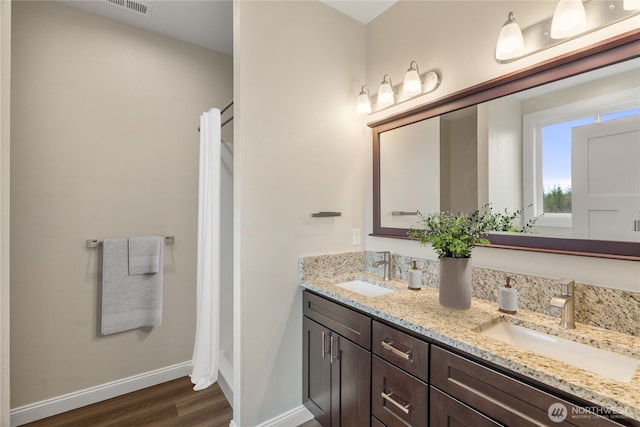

{"left": 101, "top": 238, "right": 163, "bottom": 335}
{"left": 128, "top": 236, "right": 162, "bottom": 275}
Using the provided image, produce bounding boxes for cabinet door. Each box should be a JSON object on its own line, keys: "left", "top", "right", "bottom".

{"left": 303, "top": 317, "right": 332, "bottom": 427}
{"left": 331, "top": 334, "right": 372, "bottom": 427}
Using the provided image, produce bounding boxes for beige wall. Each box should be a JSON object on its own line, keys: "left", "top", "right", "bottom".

{"left": 1, "top": 1, "right": 11, "bottom": 424}
{"left": 10, "top": 1, "right": 232, "bottom": 407}
{"left": 233, "top": 1, "right": 367, "bottom": 424}
{"left": 365, "top": 1, "right": 640, "bottom": 292}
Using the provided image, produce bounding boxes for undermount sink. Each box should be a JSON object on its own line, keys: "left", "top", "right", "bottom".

{"left": 335, "top": 280, "right": 396, "bottom": 297}
{"left": 480, "top": 321, "right": 639, "bottom": 382}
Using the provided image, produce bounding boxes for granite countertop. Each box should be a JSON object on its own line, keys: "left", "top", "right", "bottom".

{"left": 300, "top": 272, "right": 640, "bottom": 422}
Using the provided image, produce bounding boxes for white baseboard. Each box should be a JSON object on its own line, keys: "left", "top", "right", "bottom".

{"left": 10, "top": 361, "right": 192, "bottom": 427}
{"left": 217, "top": 368, "right": 233, "bottom": 408}
{"left": 249, "top": 405, "right": 313, "bottom": 427}
{"left": 218, "top": 351, "right": 233, "bottom": 406}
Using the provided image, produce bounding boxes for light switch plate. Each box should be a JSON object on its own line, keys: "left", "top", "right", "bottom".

{"left": 352, "top": 229, "right": 360, "bottom": 246}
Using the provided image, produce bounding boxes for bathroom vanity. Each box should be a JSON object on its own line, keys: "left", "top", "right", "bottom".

{"left": 301, "top": 275, "right": 640, "bottom": 427}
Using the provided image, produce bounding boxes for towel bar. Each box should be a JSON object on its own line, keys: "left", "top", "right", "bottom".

{"left": 311, "top": 212, "right": 342, "bottom": 218}
{"left": 86, "top": 236, "right": 175, "bottom": 249}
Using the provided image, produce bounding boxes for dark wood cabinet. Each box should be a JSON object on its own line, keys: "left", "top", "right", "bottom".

{"left": 303, "top": 292, "right": 371, "bottom": 426}
{"left": 371, "top": 320, "right": 430, "bottom": 427}
{"left": 331, "top": 333, "right": 371, "bottom": 426}
{"left": 303, "top": 291, "right": 371, "bottom": 349}
{"left": 303, "top": 316, "right": 332, "bottom": 426}
{"left": 303, "top": 290, "right": 637, "bottom": 427}
{"left": 431, "top": 345, "right": 626, "bottom": 427}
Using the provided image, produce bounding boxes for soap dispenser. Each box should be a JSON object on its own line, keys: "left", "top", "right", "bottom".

{"left": 408, "top": 261, "right": 421, "bottom": 290}
{"left": 498, "top": 276, "right": 518, "bottom": 314}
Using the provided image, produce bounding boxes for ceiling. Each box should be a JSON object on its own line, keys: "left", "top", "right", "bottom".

{"left": 59, "top": 0, "right": 396, "bottom": 56}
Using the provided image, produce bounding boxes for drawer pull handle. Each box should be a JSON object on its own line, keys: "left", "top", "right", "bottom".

{"left": 330, "top": 335, "right": 338, "bottom": 363}
{"left": 321, "top": 332, "right": 330, "bottom": 358}
{"left": 381, "top": 340, "right": 412, "bottom": 361}
{"left": 381, "top": 392, "right": 411, "bottom": 415}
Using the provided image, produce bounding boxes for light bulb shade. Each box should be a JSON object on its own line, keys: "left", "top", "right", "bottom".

{"left": 624, "top": 0, "right": 640, "bottom": 10}
{"left": 495, "top": 12, "right": 524, "bottom": 61}
{"left": 356, "top": 87, "right": 372, "bottom": 115}
{"left": 402, "top": 61, "right": 422, "bottom": 97}
{"left": 377, "top": 75, "right": 395, "bottom": 108}
{"left": 550, "top": 0, "right": 587, "bottom": 39}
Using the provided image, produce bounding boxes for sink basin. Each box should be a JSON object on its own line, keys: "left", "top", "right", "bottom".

{"left": 335, "top": 280, "right": 396, "bottom": 297}
{"left": 480, "top": 321, "right": 639, "bottom": 382}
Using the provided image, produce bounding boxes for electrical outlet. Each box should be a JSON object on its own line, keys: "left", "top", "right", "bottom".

{"left": 352, "top": 229, "right": 361, "bottom": 246}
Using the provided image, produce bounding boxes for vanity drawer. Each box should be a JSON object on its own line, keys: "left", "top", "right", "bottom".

{"left": 430, "top": 387, "right": 500, "bottom": 426}
{"left": 431, "top": 346, "right": 624, "bottom": 426}
{"left": 303, "top": 291, "right": 371, "bottom": 349}
{"left": 372, "top": 321, "right": 429, "bottom": 382}
{"left": 372, "top": 356, "right": 428, "bottom": 427}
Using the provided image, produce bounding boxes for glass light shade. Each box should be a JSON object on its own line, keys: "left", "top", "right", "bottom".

{"left": 377, "top": 75, "right": 395, "bottom": 109}
{"left": 356, "top": 87, "right": 372, "bottom": 115}
{"left": 402, "top": 62, "right": 422, "bottom": 97}
{"left": 623, "top": 0, "right": 640, "bottom": 10}
{"left": 495, "top": 12, "right": 524, "bottom": 61}
{"left": 550, "top": 0, "right": 587, "bottom": 39}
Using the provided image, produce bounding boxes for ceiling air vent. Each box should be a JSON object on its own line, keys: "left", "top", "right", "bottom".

{"left": 104, "top": 0, "right": 151, "bottom": 17}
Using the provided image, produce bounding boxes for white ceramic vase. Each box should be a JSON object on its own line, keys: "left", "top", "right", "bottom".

{"left": 438, "top": 257, "right": 472, "bottom": 309}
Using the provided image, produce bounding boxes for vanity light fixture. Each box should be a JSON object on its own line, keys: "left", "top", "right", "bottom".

{"left": 550, "top": 0, "right": 587, "bottom": 39}
{"left": 377, "top": 74, "right": 395, "bottom": 109}
{"left": 402, "top": 61, "right": 423, "bottom": 98}
{"left": 495, "top": 12, "right": 524, "bottom": 61}
{"left": 356, "top": 85, "right": 372, "bottom": 115}
{"left": 495, "top": 0, "right": 640, "bottom": 63}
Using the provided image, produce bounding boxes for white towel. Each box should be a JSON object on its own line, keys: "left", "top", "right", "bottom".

{"left": 101, "top": 238, "right": 163, "bottom": 335}
{"left": 128, "top": 236, "right": 162, "bottom": 275}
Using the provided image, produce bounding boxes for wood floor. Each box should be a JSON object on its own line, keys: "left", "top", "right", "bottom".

{"left": 23, "top": 377, "right": 232, "bottom": 427}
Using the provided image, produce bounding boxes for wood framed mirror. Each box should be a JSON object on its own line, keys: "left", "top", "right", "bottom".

{"left": 370, "top": 30, "right": 640, "bottom": 261}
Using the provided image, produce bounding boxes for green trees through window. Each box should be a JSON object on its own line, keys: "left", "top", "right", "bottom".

{"left": 543, "top": 186, "right": 572, "bottom": 213}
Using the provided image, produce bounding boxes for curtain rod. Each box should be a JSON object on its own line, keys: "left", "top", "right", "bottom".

{"left": 221, "top": 99, "right": 233, "bottom": 115}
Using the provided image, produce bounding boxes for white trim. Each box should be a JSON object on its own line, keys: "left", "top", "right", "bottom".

{"left": 217, "top": 366, "right": 233, "bottom": 409}
{"left": 255, "top": 405, "right": 313, "bottom": 427}
{"left": 10, "top": 361, "right": 192, "bottom": 427}
{"left": 229, "top": 405, "right": 314, "bottom": 427}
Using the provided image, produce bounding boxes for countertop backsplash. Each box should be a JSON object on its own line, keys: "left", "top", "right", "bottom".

{"left": 301, "top": 250, "right": 639, "bottom": 337}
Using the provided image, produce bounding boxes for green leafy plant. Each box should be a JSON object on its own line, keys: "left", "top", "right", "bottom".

{"left": 408, "top": 205, "right": 536, "bottom": 259}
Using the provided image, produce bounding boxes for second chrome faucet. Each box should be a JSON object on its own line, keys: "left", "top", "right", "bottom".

{"left": 372, "top": 251, "right": 391, "bottom": 281}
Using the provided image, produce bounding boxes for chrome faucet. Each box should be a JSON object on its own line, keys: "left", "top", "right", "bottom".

{"left": 372, "top": 251, "right": 391, "bottom": 281}
{"left": 550, "top": 278, "right": 576, "bottom": 329}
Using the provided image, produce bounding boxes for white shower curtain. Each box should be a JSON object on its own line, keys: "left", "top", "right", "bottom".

{"left": 190, "top": 108, "right": 221, "bottom": 391}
